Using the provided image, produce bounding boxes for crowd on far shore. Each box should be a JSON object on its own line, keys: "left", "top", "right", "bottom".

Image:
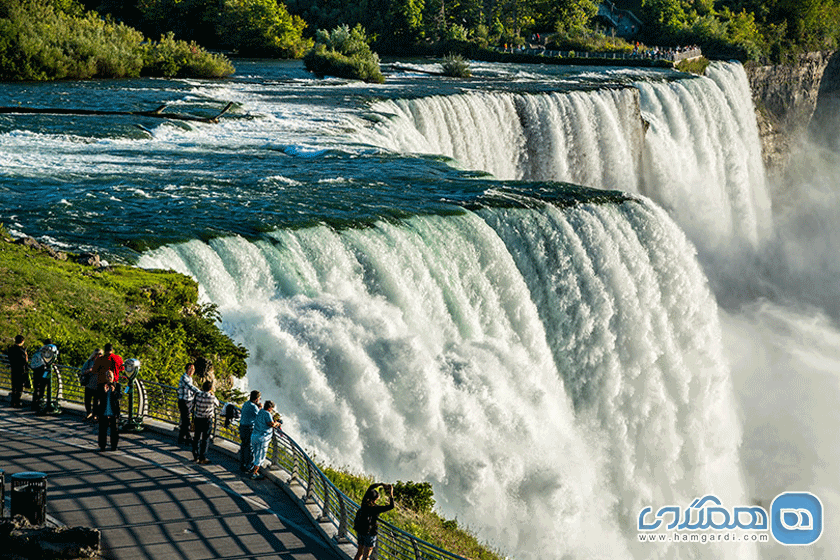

{"left": 498, "top": 40, "right": 702, "bottom": 63}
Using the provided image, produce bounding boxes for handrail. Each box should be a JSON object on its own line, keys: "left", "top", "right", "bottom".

{"left": 497, "top": 45, "right": 703, "bottom": 64}
{"left": 0, "top": 355, "right": 467, "bottom": 560}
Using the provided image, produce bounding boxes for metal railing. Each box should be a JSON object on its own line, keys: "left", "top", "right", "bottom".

{"left": 0, "top": 355, "right": 467, "bottom": 560}
{"left": 497, "top": 45, "right": 703, "bottom": 64}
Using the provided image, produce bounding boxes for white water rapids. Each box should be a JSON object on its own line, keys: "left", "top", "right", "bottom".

{"left": 138, "top": 62, "right": 840, "bottom": 559}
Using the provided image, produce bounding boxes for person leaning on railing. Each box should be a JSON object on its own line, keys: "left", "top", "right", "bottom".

{"left": 249, "top": 400, "right": 281, "bottom": 480}
{"left": 239, "top": 390, "right": 261, "bottom": 472}
{"left": 80, "top": 348, "right": 103, "bottom": 421}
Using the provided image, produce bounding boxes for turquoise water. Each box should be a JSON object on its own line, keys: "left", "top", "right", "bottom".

{"left": 0, "top": 60, "right": 670, "bottom": 256}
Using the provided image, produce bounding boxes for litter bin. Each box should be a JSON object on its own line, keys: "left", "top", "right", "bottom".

{"left": 10, "top": 472, "right": 47, "bottom": 525}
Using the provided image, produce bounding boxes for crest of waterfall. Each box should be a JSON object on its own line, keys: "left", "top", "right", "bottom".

{"left": 139, "top": 196, "right": 755, "bottom": 560}
{"left": 363, "top": 62, "right": 771, "bottom": 254}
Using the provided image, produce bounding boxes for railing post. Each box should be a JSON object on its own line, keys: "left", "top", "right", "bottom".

{"left": 304, "top": 455, "right": 316, "bottom": 503}
{"left": 335, "top": 492, "right": 349, "bottom": 541}
{"left": 269, "top": 428, "right": 279, "bottom": 471}
{"left": 411, "top": 536, "right": 422, "bottom": 559}
{"left": 318, "top": 470, "right": 331, "bottom": 522}
{"left": 54, "top": 365, "right": 64, "bottom": 401}
{"left": 289, "top": 439, "right": 299, "bottom": 483}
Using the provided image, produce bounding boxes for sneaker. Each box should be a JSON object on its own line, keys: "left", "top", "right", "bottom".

{"left": 198, "top": 458, "right": 210, "bottom": 465}
{"left": 250, "top": 472, "right": 264, "bottom": 480}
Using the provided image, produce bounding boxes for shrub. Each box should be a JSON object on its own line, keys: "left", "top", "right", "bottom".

{"left": 0, "top": 237, "right": 248, "bottom": 386}
{"left": 440, "top": 53, "right": 471, "bottom": 77}
{"left": 142, "top": 32, "right": 234, "bottom": 78}
{"left": 303, "top": 24, "right": 384, "bottom": 83}
{"left": 675, "top": 56, "right": 710, "bottom": 75}
{"left": 393, "top": 480, "right": 435, "bottom": 514}
{"left": 0, "top": 0, "right": 233, "bottom": 81}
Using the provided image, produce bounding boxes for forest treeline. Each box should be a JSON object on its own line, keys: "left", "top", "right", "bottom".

{"left": 0, "top": 0, "right": 234, "bottom": 80}
{"left": 2, "top": 0, "right": 839, "bottom": 78}
{"left": 82, "top": 0, "right": 840, "bottom": 62}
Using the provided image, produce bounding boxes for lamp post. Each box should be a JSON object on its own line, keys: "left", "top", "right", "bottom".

{"left": 120, "top": 358, "right": 144, "bottom": 433}
{"left": 41, "top": 344, "right": 61, "bottom": 416}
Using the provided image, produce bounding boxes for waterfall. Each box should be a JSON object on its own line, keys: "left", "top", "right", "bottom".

{"left": 138, "top": 195, "right": 755, "bottom": 560}
{"left": 363, "top": 62, "right": 771, "bottom": 254}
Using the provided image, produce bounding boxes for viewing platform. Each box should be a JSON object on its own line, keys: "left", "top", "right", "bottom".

{"left": 0, "top": 358, "right": 468, "bottom": 560}
{"left": 491, "top": 45, "right": 704, "bottom": 68}
{"left": 0, "top": 403, "right": 345, "bottom": 560}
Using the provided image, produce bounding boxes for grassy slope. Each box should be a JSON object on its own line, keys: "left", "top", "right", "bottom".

{"left": 324, "top": 467, "right": 504, "bottom": 560}
{"left": 0, "top": 231, "right": 247, "bottom": 389}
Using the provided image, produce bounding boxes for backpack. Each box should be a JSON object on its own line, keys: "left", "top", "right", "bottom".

{"left": 353, "top": 509, "right": 371, "bottom": 535}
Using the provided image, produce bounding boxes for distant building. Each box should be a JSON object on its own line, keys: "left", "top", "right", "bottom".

{"left": 596, "top": 1, "right": 642, "bottom": 38}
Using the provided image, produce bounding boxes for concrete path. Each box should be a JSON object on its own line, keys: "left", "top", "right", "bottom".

{"left": 0, "top": 405, "right": 344, "bottom": 560}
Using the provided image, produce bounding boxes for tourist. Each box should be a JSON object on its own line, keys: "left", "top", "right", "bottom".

{"left": 191, "top": 380, "right": 219, "bottom": 464}
{"left": 29, "top": 339, "right": 56, "bottom": 411}
{"left": 352, "top": 483, "right": 395, "bottom": 560}
{"left": 80, "top": 348, "right": 103, "bottom": 421}
{"left": 177, "top": 363, "right": 198, "bottom": 444}
{"left": 239, "top": 390, "right": 261, "bottom": 472}
{"left": 91, "top": 343, "right": 123, "bottom": 415}
{"left": 249, "top": 399, "right": 281, "bottom": 480}
{"left": 95, "top": 370, "right": 121, "bottom": 451}
{"left": 7, "top": 334, "right": 29, "bottom": 408}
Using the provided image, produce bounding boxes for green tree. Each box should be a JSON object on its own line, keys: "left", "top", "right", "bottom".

{"left": 303, "top": 24, "right": 384, "bottom": 82}
{"left": 552, "top": 0, "right": 597, "bottom": 34}
{"left": 218, "top": 0, "right": 313, "bottom": 57}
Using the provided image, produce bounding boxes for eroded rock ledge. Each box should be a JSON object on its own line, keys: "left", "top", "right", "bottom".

{"left": 745, "top": 51, "right": 840, "bottom": 175}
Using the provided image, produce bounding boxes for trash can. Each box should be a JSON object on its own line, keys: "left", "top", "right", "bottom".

{"left": 10, "top": 472, "right": 47, "bottom": 525}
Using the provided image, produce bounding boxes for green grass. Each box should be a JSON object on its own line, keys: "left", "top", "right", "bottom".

{"left": 0, "top": 228, "right": 247, "bottom": 389}
{"left": 675, "top": 56, "right": 710, "bottom": 75}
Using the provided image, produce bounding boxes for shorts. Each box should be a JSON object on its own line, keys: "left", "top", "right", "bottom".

{"left": 359, "top": 534, "right": 377, "bottom": 548}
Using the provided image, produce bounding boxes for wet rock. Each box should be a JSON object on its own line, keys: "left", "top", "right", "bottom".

{"left": 75, "top": 253, "right": 100, "bottom": 267}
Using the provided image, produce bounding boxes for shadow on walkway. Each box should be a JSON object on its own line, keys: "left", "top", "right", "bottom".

{"left": 0, "top": 405, "right": 343, "bottom": 560}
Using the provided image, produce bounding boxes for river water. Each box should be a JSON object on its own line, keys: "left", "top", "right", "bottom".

{"left": 1, "top": 59, "right": 837, "bottom": 560}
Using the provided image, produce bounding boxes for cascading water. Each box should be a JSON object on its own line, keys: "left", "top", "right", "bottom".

{"left": 138, "top": 193, "right": 756, "bottom": 560}
{"left": 363, "top": 63, "right": 771, "bottom": 255}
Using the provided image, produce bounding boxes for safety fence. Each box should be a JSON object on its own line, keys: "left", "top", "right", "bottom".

{"left": 498, "top": 46, "right": 703, "bottom": 64}
{"left": 0, "top": 356, "right": 467, "bottom": 560}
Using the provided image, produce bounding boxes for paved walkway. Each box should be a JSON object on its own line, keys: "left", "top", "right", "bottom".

{"left": 0, "top": 404, "right": 344, "bottom": 560}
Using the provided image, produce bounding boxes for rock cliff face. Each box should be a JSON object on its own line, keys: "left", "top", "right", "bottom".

{"left": 744, "top": 52, "right": 836, "bottom": 175}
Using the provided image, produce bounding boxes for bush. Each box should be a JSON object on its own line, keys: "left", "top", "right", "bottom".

{"left": 393, "top": 480, "right": 435, "bottom": 514}
{"left": 440, "top": 53, "right": 471, "bottom": 77}
{"left": 0, "top": 0, "right": 233, "bottom": 81}
{"left": 142, "top": 32, "right": 234, "bottom": 78}
{"left": 303, "top": 24, "right": 384, "bottom": 83}
{"left": 675, "top": 56, "right": 710, "bottom": 75}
